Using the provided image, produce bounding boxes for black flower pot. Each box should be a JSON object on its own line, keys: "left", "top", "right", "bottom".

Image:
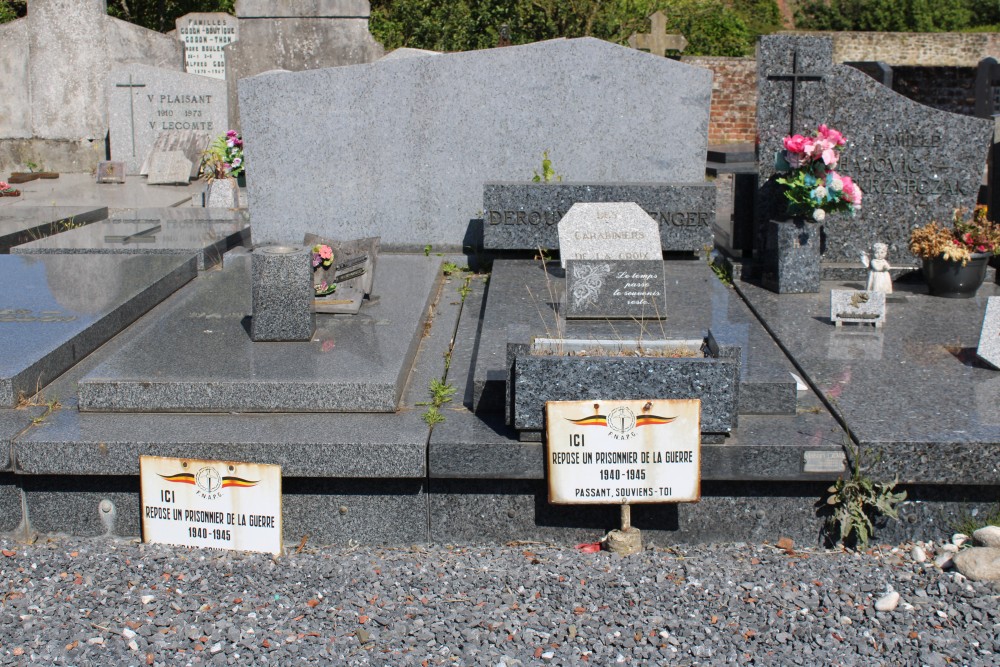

{"left": 922, "top": 252, "right": 990, "bottom": 298}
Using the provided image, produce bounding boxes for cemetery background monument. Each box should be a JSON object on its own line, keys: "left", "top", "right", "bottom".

{"left": 0, "top": 0, "right": 184, "bottom": 173}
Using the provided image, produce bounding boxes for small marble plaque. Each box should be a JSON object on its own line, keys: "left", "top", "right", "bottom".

{"left": 557, "top": 202, "right": 662, "bottom": 269}
{"left": 830, "top": 289, "right": 885, "bottom": 327}
{"left": 977, "top": 296, "right": 1000, "bottom": 370}
{"left": 147, "top": 151, "right": 194, "bottom": 185}
{"left": 96, "top": 161, "right": 126, "bottom": 184}
{"left": 565, "top": 259, "right": 666, "bottom": 320}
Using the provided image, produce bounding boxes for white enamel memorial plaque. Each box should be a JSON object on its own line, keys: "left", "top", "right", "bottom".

{"left": 140, "top": 456, "right": 282, "bottom": 555}
{"left": 545, "top": 399, "right": 700, "bottom": 504}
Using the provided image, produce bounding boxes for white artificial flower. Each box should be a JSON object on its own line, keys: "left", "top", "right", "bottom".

{"left": 812, "top": 208, "right": 826, "bottom": 222}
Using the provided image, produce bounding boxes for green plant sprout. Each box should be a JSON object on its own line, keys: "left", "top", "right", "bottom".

{"left": 824, "top": 444, "right": 906, "bottom": 549}
{"left": 419, "top": 377, "right": 456, "bottom": 426}
{"left": 532, "top": 151, "right": 562, "bottom": 183}
{"left": 424, "top": 245, "right": 432, "bottom": 256}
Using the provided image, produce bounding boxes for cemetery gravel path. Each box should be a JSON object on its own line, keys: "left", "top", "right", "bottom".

{"left": 0, "top": 536, "right": 995, "bottom": 666}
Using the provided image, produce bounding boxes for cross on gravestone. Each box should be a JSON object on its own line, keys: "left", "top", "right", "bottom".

{"left": 104, "top": 225, "right": 162, "bottom": 245}
{"left": 628, "top": 11, "right": 687, "bottom": 56}
{"left": 115, "top": 74, "right": 147, "bottom": 159}
{"left": 766, "top": 49, "right": 825, "bottom": 137}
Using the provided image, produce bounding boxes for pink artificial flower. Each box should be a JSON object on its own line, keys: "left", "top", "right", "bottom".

{"left": 817, "top": 124, "right": 846, "bottom": 146}
{"left": 841, "top": 176, "right": 862, "bottom": 207}
{"left": 226, "top": 130, "right": 237, "bottom": 138}
{"left": 0, "top": 181, "right": 7, "bottom": 191}
{"left": 319, "top": 245, "right": 333, "bottom": 260}
{"left": 821, "top": 147, "right": 838, "bottom": 167}
{"left": 783, "top": 134, "right": 808, "bottom": 153}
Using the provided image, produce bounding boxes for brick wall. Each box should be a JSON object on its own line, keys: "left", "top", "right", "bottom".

{"left": 682, "top": 56, "right": 757, "bottom": 145}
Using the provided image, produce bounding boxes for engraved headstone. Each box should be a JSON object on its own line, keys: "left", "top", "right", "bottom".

{"left": 140, "top": 130, "right": 213, "bottom": 179}
{"left": 565, "top": 260, "right": 667, "bottom": 320}
{"left": 756, "top": 35, "right": 992, "bottom": 264}
{"left": 830, "top": 289, "right": 886, "bottom": 328}
{"left": 146, "top": 151, "right": 194, "bottom": 185}
{"left": 175, "top": 13, "right": 239, "bottom": 80}
{"left": 978, "top": 296, "right": 1000, "bottom": 370}
{"left": 108, "top": 64, "right": 228, "bottom": 175}
{"left": 556, "top": 203, "right": 662, "bottom": 269}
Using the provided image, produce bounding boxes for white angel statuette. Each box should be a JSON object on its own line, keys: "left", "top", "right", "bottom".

{"left": 860, "top": 242, "right": 893, "bottom": 293}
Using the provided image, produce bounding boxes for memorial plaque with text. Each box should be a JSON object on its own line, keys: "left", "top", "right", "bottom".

{"left": 140, "top": 455, "right": 282, "bottom": 555}
{"left": 546, "top": 399, "right": 701, "bottom": 504}
{"left": 565, "top": 259, "right": 666, "bottom": 319}
{"left": 176, "top": 13, "right": 239, "bottom": 80}
{"left": 557, "top": 203, "right": 662, "bottom": 269}
{"left": 108, "top": 63, "right": 228, "bottom": 175}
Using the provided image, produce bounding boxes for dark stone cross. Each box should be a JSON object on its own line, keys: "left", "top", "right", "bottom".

{"left": 104, "top": 224, "right": 161, "bottom": 245}
{"left": 767, "top": 49, "right": 825, "bottom": 136}
{"left": 115, "top": 74, "right": 147, "bottom": 158}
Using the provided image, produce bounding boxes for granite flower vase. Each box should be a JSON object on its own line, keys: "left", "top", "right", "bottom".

{"left": 205, "top": 178, "right": 239, "bottom": 209}
{"left": 923, "top": 252, "right": 990, "bottom": 299}
{"left": 762, "top": 219, "right": 822, "bottom": 294}
{"left": 251, "top": 245, "right": 315, "bottom": 342}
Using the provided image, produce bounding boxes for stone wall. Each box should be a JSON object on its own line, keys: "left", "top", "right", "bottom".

{"left": 892, "top": 66, "right": 977, "bottom": 116}
{"left": 683, "top": 56, "right": 757, "bottom": 145}
{"left": 823, "top": 31, "right": 1000, "bottom": 67}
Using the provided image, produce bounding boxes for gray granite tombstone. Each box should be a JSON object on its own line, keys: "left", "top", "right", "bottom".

{"left": 557, "top": 203, "right": 662, "bottom": 269}
{"left": 108, "top": 63, "right": 228, "bottom": 175}
{"left": 978, "top": 296, "right": 1000, "bottom": 370}
{"left": 176, "top": 12, "right": 239, "bottom": 80}
{"left": 146, "top": 151, "right": 194, "bottom": 185}
{"left": 756, "top": 35, "right": 992, "bottom": 265}
{"left": 482, "top": 182, "right": 715, "bottom": 253}
{"left": 830, "top": 289, "right": 886, "bottom": 328}
{"left": 0, "top": 253, "right": 196, "bottom": 407}
{"left": 240, "top": 38, "right": 712, "bottom": 249}
{"left": 12, "top": 208, "right": 250, "bottom": 270}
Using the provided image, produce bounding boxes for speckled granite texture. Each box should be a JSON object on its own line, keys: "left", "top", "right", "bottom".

{"left": 240, "top": 38, "right": 711, "bottom": 249}
{"left": 761, "top": 220, "right": 822, "bottom": 294}
{"left": 251, "top": 245, "right": 315, "bottom": 342}
{"left": 482, "top": 182, "right": 715, "bottom": 252}
{"left": 77, "top": 254, "right": 442, "bottom": 413}
{"left": 736, "top": 276, "right": 1000, "bottom": 484}
{"left": 756, "top": 35, "right": 992, "bottom": 265}
{"left": 0, "top": 254, "right": 197, "bottom": 408}
{"left": 472, "top": 260, "right": 797, "bottom": 418}
{"left": 978, "top": 296, "right": 1000, "bottom": 369}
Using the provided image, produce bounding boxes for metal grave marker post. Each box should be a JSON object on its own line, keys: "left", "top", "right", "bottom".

{"left": 140, "top": 455, "right": 282, "bottom": 555}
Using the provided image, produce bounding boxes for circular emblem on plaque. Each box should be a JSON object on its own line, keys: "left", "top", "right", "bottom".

{"left": 195, "top": 466, "right": 222, "bottom": 495}
{"left": 607, "top": 406, "right": 636, "bottom": 434}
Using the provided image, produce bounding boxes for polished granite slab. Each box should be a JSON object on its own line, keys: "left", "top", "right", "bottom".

{"left": 432, "top": 278, "right": 847, "bottom": 481}
{"left": 736, "top": 277, "right": 1000, "bottom": 484}
{"left": 77, "top": 253, "right": 443, "bottom": 413}
{"left": 0, "top": 206, "right": 108, "bottom": 251}
{"left": 472, "top": 259, "right": 798, "bottom": 417}
{"left": 0, "top": 253, "right": 197, "bottom": 408}
{"left": 12, "top": 209, "right": 249, "bottom": 270}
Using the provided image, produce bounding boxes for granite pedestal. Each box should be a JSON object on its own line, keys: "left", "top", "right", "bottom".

{"left": 251, "top": 245, "right": 315, "bottom": 342}
{"left": 761, "top": 220, "right": 822, "bottom": 294}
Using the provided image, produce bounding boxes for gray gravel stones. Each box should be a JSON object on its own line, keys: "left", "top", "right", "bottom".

{"left": 0, "top": 537, "right": 997, "bottom": 665}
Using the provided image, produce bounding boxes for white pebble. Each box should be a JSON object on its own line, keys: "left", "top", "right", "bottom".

{"left": 943, "top": 543, "right": 959, "bottom": 554}
{"left": 140, "top": 595, "right": 154, "bottom": 604}
{"left": 541, "top": 652, "right": 554, "bottom": 660}
{"left": 210, "top": 643, "right": 223, "bottom": 654}
{"left": 952, "top": 533, "right": 969, "bottom": 548}
{"left": 875, "top": 591, "right": 900, "bottom": 612}
{"left": 911, "top": 546, "right": 927, "bottom": 563}
{"left": 839, "top": 616, "right": 853, "bottom": 625}
{"left": 935, "top": 553, "right": 954, "bottom": 569}
{"left": 122, "top": 628, "right": 136, "bottom": 639}
{"left": 87, "top": 637, "right": 104, "bottom": 646}
{"left": 127, "top": 640, "right": 138, "bottom": 652}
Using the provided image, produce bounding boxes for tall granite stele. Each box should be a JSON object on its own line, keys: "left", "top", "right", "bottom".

{"left": 755, "top": 35, "right": 992, "bottom": 275}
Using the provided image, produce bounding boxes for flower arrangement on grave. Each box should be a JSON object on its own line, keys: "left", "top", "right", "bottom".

{"left": 0, "top": 181, "right": 20, "bottom": 197}
{"left": 909, "top": 205, "right": 1000, "bottom": 266}
{"left": 774, "top": 124, "right": 862, "bottom": 223}
{"left": 200, "top": 130, "right": 244, "bottom": 182}
{"left": 311, "top": 244, "right": 337, "bottom": 296}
